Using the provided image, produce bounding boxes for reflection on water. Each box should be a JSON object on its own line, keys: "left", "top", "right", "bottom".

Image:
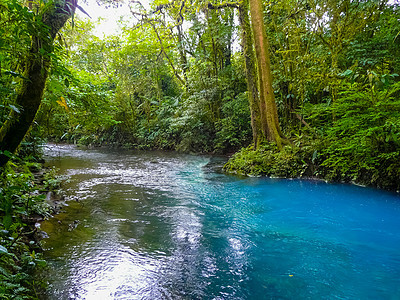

{"left": 41, "top": 144, "right": 400, "bottom": 299}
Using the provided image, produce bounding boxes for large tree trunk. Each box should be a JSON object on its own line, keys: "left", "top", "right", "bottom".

{"left": 0, "top": 0, "right": 77, "bottom": 167}
{"left": 248, "top": 0, "right": 287, "bottom": 149}
{"left": 238, "top": 0, "right": 262, "bottom": 148}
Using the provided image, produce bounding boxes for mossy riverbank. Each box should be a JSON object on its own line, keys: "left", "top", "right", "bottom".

{"left": 224, "top": 138, "right": 400, "bottom": 192}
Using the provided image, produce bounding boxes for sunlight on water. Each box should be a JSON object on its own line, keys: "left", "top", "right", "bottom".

{"left": 40, "top": 144, "right": 400, "bottom": 299}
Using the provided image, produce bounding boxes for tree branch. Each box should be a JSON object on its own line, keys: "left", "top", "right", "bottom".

{"left": 207, "top": 1, "right": 239, "bottom": 10}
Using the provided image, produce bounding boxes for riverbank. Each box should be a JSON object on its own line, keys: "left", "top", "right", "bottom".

{"left": 0, "top": 160, "right": 63, "bottom": 299}
{"left": 224, "top": 137, "right": 400, "bottom": 192}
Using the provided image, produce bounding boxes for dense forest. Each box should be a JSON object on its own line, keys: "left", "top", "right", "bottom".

{"left": 0, "top": 0, "right": 400, "bottom": 297}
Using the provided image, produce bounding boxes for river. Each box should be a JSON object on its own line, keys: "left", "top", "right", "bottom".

{"left": 40, "top": 144, "right": 400, "bottom": 299}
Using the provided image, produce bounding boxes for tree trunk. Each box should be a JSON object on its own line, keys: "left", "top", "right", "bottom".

{"left": 177, "top": 23, "right": 189, "bottom": 84}
{"left": 223, "top": 10, "right": 234, "bottom": 68}
{"left": 238, "top": 0, "right": 261, "bottom": 148}
{"left": 0, "top": 0, "right": 77, "bottom": 167}
{"left": 248, "top": 0, "right": 287, "bottom": 149}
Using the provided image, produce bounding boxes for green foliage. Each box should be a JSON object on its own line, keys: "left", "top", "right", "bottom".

{"left": 33, "top": 13, "right": 250, "bottom": 153}
{"left": 313, "top": 79, "right": 400, "bottom": 189}
{"left": 42, "top": 167, "right": 62, "bottom": 192}
{"left": 224, "top": 141, "right": 312, "bottom": 178}
{"left": 172, "top": 98, "right": 216, "bottom": 152}
{"left": 0, "top": 163, "right": 53, "bottom": 299}
{"left": 227, "top": 76, "right": 400, "bottom": 190}
{"left": 215, "top": 92, "right": 252, "bottom": 152}
{"left": 17, "top": 127, "right": 46, "bottom": 163}
{"left": 0, "top": 0, "right": 54, "bottom": 126}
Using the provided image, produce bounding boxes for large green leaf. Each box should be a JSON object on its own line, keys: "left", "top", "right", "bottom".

{"left": 0, "top": 245, "right": 8, "bottom": 254}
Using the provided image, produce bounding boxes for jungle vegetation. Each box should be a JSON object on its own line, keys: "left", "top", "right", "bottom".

{"left": 2, "top": 0, "right": 400, "bottom": 161}
{"left": 0, "top": 0, "right": 399, "bottom": 296}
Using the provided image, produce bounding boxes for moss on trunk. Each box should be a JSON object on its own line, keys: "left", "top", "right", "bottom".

{"left": 248, "top": 0, "right": 287, "bottom": 149}
{"left": 238, "top": 0, "right": 262, "bottom": 148}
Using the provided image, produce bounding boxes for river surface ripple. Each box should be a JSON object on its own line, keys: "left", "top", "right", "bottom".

{"left": 40, "top": 144, "right": 400, "bottom": 299}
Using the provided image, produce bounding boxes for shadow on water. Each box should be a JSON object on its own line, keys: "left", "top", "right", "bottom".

{"left": 40, "top": 144, "right": 400, "bottom": 299}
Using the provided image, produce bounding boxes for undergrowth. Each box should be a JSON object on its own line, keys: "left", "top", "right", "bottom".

{"left": 225, "top": 81, "right": 400, "bottom": 191}
{"left": 0, "top": 156, "right": 62, "bottom": 299}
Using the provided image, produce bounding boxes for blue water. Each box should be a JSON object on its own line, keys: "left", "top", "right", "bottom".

{"left": 41, "top": 145, "right": 400, "bottom": 299}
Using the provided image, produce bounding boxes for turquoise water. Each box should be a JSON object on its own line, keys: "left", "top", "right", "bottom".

{"left": 41, "top": 145, "right": 400, "bottom": 299}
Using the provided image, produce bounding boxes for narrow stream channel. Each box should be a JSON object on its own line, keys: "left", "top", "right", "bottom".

{"left": 40, "top": 144, "right": 400, "bottom": 299}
